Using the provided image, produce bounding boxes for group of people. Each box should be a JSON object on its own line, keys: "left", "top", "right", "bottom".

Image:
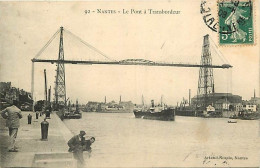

{"left": 1, "top": 102, "right": 95, "bottom": 167}
{"left": 68, "top": 131, "right": 95, "bottom": 166}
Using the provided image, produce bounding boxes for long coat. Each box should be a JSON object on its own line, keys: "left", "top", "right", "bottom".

{"left": 83, "top": 140, "right": 92, "bottom": 151}
{"left": 1, "top": 105, "right": 22, "bottom": 128}
{"left": 68, "top": 135, "right": 83, "bottom": 152}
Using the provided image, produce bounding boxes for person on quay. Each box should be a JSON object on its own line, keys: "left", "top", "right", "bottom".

{"left": 68, "top": 130, "right": 86, "bottom": 167}
{"left": 36, "top": 111, "right": 39, "bottom": 119}
{"left": 83, "top": 137, "right": 95, "bottom": 152}
{"left": 27, "top": 114, "right": 32, "bottom": 124}
{"left": 1, "top": 101, "right": 23, "bottom": 152}
{"left": 83, "top": 137, "right": 95, "bottom": 159}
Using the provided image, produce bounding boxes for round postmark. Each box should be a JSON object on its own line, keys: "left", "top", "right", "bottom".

{"left": 200, "top": 0, "right": 252, "bottom": 34}
{"left": 200, "top": 0, "right": 219, "bottom": 33}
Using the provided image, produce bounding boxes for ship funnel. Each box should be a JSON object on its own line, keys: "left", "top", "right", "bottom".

{"left": 151, "top": 100, "right": 155, "bottom": 107}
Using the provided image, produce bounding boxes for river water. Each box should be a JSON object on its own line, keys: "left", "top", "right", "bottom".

{"left": 63, "top": 112, "right": 260, "bottom": 167}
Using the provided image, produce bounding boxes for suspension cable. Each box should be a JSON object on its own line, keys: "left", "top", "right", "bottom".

{"left": 34, "top": 29, "right": 60, "bottom": 59}
{"left": 209, "top": 36, "right": 230, "bottom": 64}
{"left": 210, "top": 44, "right": 225, "bottom": 64}
{"left": 162, "top": 36, "right": 202, "bottom": 63}
{"left": 64, "top": 29, "right": 116, "bottom": 61}
{"left": 230, "top": 68, "right": 232, "bottom": 94}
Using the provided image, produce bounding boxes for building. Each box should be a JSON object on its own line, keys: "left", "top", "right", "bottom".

{"left": 215, "top": 99, "right": 230, "bottom": 111}
{"left": 191, "top": 93, "right": 242, "bottom": 111}
{"left": 0, "top": 82, "right": 11, "bottom": 96}
{"left": 84, "top": 100, "right": 134, "bottom": 112}
{"left": 235, "top": 103, "right": 243, "bottom": 112}
{"left": 119, "top": 101, "right": 134, "bottom": 110}
{"left": 85, "top": 101, "right": 100, "bottom": 112}
{"left": 241, "top": 99, "right": 257, "bottom": 112}
{"left": 0, "top": 82, "right": 33, "bottom": 110}
{"left": 5, "top": 87, "right": 19, "bottom": 104}
{"left": 243, "top": 104, "right": 257, "bottom": 112}
{"left": 246, "top": 89, "right": 260, "bottom": 111}
{"left": 250, "top": 97, "right": 260, "bottom": 104}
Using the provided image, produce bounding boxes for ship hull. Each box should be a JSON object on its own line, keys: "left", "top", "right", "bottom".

{"left": 97, "top": 109, "right": 132, "bottom": 113}
{"left": 175, "top": 109, "right": 196, "bottom": 116}
{"left": 63, "top": 114, "right": 82, "bottom": 119}
{"left": 133, "top": 109, "right": 175, "bottom": 121}
{"left": 63, "top": 111, "right": 82, "bottom": 119}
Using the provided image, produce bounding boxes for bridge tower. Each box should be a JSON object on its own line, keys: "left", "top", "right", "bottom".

{"left": 197, "top": 34, "right": 214, "bottom": 110}
{"left": 54, "top": 27, "right": 66, "bottom": 109}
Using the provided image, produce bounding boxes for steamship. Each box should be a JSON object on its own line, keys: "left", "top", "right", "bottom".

{"left": 133, "top": 100, "right": 175, "bottom": 121}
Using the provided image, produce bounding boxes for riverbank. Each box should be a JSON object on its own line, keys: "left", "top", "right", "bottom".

{"left": 0, "top": 111, "right": 76, "bottom": 168}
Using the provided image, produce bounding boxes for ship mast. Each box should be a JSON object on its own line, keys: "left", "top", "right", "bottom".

{"left": 142, "top": 95, "right": 144, "bottom": 106}
{"left": 44, "top": 69, "right": 47, "bottom": 102}
{"left": 44, "top": 69, "right": 48, "bottom": 109}
{"left": 76, "top": 99, "right": 79, "bottom": 112}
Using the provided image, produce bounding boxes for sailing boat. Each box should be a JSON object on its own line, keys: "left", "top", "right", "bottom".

{"left": 133, "top": 96, "right": 175, "bottom": 121}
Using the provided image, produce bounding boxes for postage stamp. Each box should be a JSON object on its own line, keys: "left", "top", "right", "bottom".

{"left": 218, "top": 0, "right": 254, "bottom": 45}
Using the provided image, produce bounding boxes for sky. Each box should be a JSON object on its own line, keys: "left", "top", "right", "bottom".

{"left": 0, "top": 1, "right": 259, "bottom": 105}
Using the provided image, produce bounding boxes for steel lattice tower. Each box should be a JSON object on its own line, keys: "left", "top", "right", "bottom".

{"left": 197, "top": 34, "right": 214, "bottom": 109}
{"left": 54, "top": 27, "right": 66, "bottom": 108}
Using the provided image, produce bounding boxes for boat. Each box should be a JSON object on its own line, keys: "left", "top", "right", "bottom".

{"left": 228, "top": 119, "right": 237, "bottom": 123}
{"left": 202, "top": 105, "right": 222, "bottom": 118}
{"left": 63, "top": 100, "right": 82, "bottom": 119}
{"left": 227, "top": 114, "right": 238, "bottom": 123}
{"left": 88, "top": 97, "right": 134, "bottom": 113}
{"left": 237, "top": 111, "right": 260, "bottom": 120}
{"left": 133, "top": 99, "right": 175, "bottom": 121}
{"left": 63, "top": 110, "right": 82, "bottom": 119}
{"left": 102, "top": 106, "right": 131, "bottom": 113}
{"left": 229, "top": 114, "right": 238, "bottom": 119}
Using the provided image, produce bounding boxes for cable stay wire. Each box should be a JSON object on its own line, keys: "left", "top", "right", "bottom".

{"left": 209, "top": 36, "right": 225, "bottom": 63}
{"left": 63, "top": 32, "right": 105, "bottom": 62}
{"left": 229, "top": 68, "right": 233, "bottom": 93}
{"left": 161, "top": 36, "right": 203, "bottom": 64}
{"left": 210, "top": 44, "right": 225, "bottom": 65}
{"left": 64, "top": 29, "right": 116, "bottom": 62}
{"left": 34, "top": 28, "right": 60, "bottom": 59}
{"left": 209, "top": 36, "right": 230, "bottom": 65}
{"left": 63, "top": 32, "right": 86, "bottom": 62}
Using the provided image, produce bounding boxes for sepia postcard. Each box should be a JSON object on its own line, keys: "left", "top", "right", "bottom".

{"left": 0, "top": 0, "right": 259, "bottom": 167}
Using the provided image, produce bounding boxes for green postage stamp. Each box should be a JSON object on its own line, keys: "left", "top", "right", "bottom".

{"left": 218, "top": 0, "right": 254, "bottom": 45}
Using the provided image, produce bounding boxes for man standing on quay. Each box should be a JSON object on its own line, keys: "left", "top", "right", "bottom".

{"left": 1, "top": 102, "right": 23, "bottom": 152}
{"left": 68, "top": 130, "right": 86, "bottom": 167}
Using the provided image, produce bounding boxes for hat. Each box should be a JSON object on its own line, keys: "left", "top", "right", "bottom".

{"left": 80, "top": 130, "right": 86, "bottom": 136}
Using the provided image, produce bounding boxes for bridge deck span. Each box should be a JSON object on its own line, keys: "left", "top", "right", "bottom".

{"left": 31, "top": 59, "right": 232, "bottom": 69}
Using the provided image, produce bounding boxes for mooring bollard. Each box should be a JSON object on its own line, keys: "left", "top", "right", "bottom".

{"left": 28, "top": 114, "right": 32, "bottom": 124}
{"left": 36, "top": 112, "right": 39, "bottom": 119}
{"left": 41, "top": 118, "right": 49, "bottom": 141}
{"left": 45, "top": 110, "right": 51, "bottom": 119}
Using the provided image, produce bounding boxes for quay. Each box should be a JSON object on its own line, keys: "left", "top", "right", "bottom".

{"left": 0, "top": 111, "right": 76, "bottom": 168}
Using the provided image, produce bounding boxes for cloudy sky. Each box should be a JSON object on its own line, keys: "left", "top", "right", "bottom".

{"left": 0, "top": 1, "right": 259, "bottom": 105}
